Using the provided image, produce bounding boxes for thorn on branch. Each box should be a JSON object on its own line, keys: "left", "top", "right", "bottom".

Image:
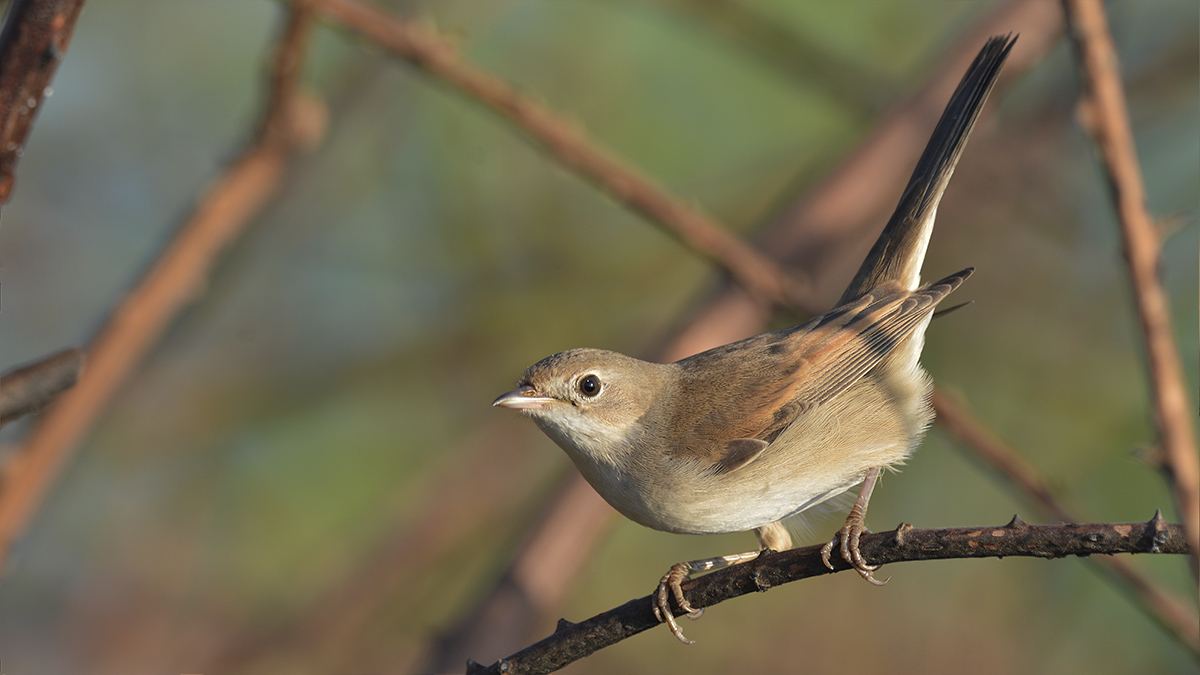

{"left": 1006, "top": 514, "right": 1030, "bottom": 529}
{"left": 1148, "top": 509, "right": 1170, "bottom": 553}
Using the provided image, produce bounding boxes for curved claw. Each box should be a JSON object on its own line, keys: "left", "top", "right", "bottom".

{"left": 819, "top": 538, "right": 837, "bottom": 570}
{"left": 654, "top": 563, "right": 697, "bottom": 645}
{"left": 845, "top": 525, "right": 889, "bottom": 585}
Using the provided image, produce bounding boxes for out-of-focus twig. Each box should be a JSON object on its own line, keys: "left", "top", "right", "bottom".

{"left": 642, "top": 0, "right": 890, "bottom": 111}
{"left": 303, "top": 0, "right": 804, "bottom": 309}
{"left": 0, "top": 0, "right": 88, "bottom": 204}
{"left": 204, "top": 424, "right": 563, "bottom": 674}
{"left": 0, "top": 348, "right": 84, "bottom": 426}
{"left": 934, "top": 391, "right": 1200, "bottom": 652}
{"left": 933, "top": 391, "right": 1077, "bottom": 523}
{"left": 427, "top": 471, "right": 614, "bottom": 672}
{"left": 474, "top": 517, "right": 1189, "bottom": 675}
{"left": 1060, "top": 0, "right": 1200, "bottom": 581}
{"left": 0, "top": 3, "right": 325, "bottom": 570}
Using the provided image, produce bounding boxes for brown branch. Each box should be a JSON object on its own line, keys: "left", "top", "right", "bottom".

{"left": 203, "top": 424, "right": 566, "bottom": 673}
{"left": 1060, "top": 0, "right": 1200, "bottom": 581}
{"left": 469, "top": 516, "right": 1188, "bottom": 675}
{"left": 933, "top": 391, "right": 1078, "bottom": 523}
{"left": 303, "top": 0, "right": 803, "bottom": 309}
{"left": 0, "top": 0, "right": 88, "bottom": 204}
{"left": 374, "top": 1, "right": 1189, "bottom": 663}
{"left": 0, "top": 4, "right": 324, "bottom": 570}
{"left": 934, "top": 390, "right": 1200, "bottom": 652}
{"left": 427, "top": 471, "right": 615, "bottom": 672}
{"left": 642, "top": 0, "right": 890, "bottom": 112}
{"left": 0, "top": 348, "right": 83, "bottom": 426}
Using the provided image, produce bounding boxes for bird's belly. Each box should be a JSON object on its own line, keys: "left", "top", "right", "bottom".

{"left": 646, "top": 474, "right": 861, "bottom": 535}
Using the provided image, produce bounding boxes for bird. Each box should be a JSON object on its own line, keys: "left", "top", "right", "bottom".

{"left": 493, "top": 34, "right": 1016, "bottom": 644}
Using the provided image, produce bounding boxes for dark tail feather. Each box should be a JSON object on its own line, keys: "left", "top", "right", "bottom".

{"left": 840, "top": 35, "right": 1016, "bottom": 303}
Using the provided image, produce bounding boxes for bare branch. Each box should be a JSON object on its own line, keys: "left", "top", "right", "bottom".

{"left": 0, "top": 0, "right": 88, "bottom": 204}
{"left": 1060, "top": 0, "right": 1200, "bottom": 580}
{"left": 470, "top": 517, "right": 1189, "bottom": 675}
{"left": 304, "top": 0, "right": 803, "bottom": 308}
{"left": 0, "top": 4, "right": 324, "bottom": 569}
{"left": 934, "top": 391, "right": 1200, "bottom": 652}
{"left": 429, "top": 472, "right": 615, "bottom": 671}
{"left": 1060, "top": 0, "right": 1200, "bottom": 583}
{"left": 0, "top": 348, "right": 83, "bottom": 426}
{"left": 202, "top": 425, "right": 569, "bottom": 672}
{"left": 934, "top": 391, "right": 1077, "bottom": 523}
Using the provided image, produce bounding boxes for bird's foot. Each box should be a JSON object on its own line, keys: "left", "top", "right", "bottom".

{"left": 651, "top": 551, "right": 760, "bottom": 644}
{"left": 820, "top": 514, "right": 887, "bottom": 586}
{"left": 653, "top": 562, "right": 704, "bottom": 644}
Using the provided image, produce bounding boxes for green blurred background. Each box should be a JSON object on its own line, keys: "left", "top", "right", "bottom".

{"left": 0, "top": 1, "right": 1196, "bottom": 673}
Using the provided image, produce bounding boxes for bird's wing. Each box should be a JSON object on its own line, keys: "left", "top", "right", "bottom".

{"left": 672, "top": 268, "right": 972, "bottom": 472}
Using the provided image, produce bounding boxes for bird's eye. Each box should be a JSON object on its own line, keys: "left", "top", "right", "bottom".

{"left": 578, "top": 374, "right": 601, "bottom": 397}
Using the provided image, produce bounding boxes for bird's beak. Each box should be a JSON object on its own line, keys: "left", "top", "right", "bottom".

{"left": 492, "top": 384, "right": 554, "bottom": 410}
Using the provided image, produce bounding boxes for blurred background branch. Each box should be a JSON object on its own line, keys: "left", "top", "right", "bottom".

{"left": 1060, "top": 0, "right": 1200, "bottom": 579}
{"left": 0, "top": 348, "right": 83, "bottom": 426}
{"left": 306, "top": 0, "right": 805, "bottom": 309}
{"left": 0, "top": 3, "right": 324, "bottom": 567}
{"left": 0, "top": 1, "right": 1194, "bottom": 674}
{"left": 0, "top": 0, "right": 87, "bottom": 204}
{"left": 934, "top": 390, "right": 1199, "bottom": 651}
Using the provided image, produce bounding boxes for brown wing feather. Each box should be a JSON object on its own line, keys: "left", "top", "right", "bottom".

{"left": 667, "top": 268, "right": 972, "bottom": 470}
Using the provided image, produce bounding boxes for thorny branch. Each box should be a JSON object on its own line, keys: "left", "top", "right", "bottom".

{"left": 470, "top": 516, "right": 1188, "bottom": 675}
{"left": 1060, "top": 0, "right": 1200, "bottom": 580}
{"left": 0, "top": 4, "right": 324, "bottom": 569}
{"left": 933, "top": 391, "right": 1200, "bottom": 651}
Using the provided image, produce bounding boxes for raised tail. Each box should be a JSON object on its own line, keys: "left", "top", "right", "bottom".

{"left": 840, "top": 35, "right": 1016, "bottom": 303}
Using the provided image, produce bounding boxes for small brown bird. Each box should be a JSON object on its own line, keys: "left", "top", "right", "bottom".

{"left": 494, "top": 35, "right": 1015, "bottom": 643}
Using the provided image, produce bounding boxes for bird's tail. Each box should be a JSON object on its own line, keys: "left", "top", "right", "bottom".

{"left": 839, "top": 35, "right": 1016, "bottom": 303}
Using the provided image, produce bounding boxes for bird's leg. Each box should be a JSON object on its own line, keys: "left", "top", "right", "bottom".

{"left": 821, "top": 466, "right": 888, "bottom": 585}
{"left": 653, "top": 522, "right": 790, "bottom": 644}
